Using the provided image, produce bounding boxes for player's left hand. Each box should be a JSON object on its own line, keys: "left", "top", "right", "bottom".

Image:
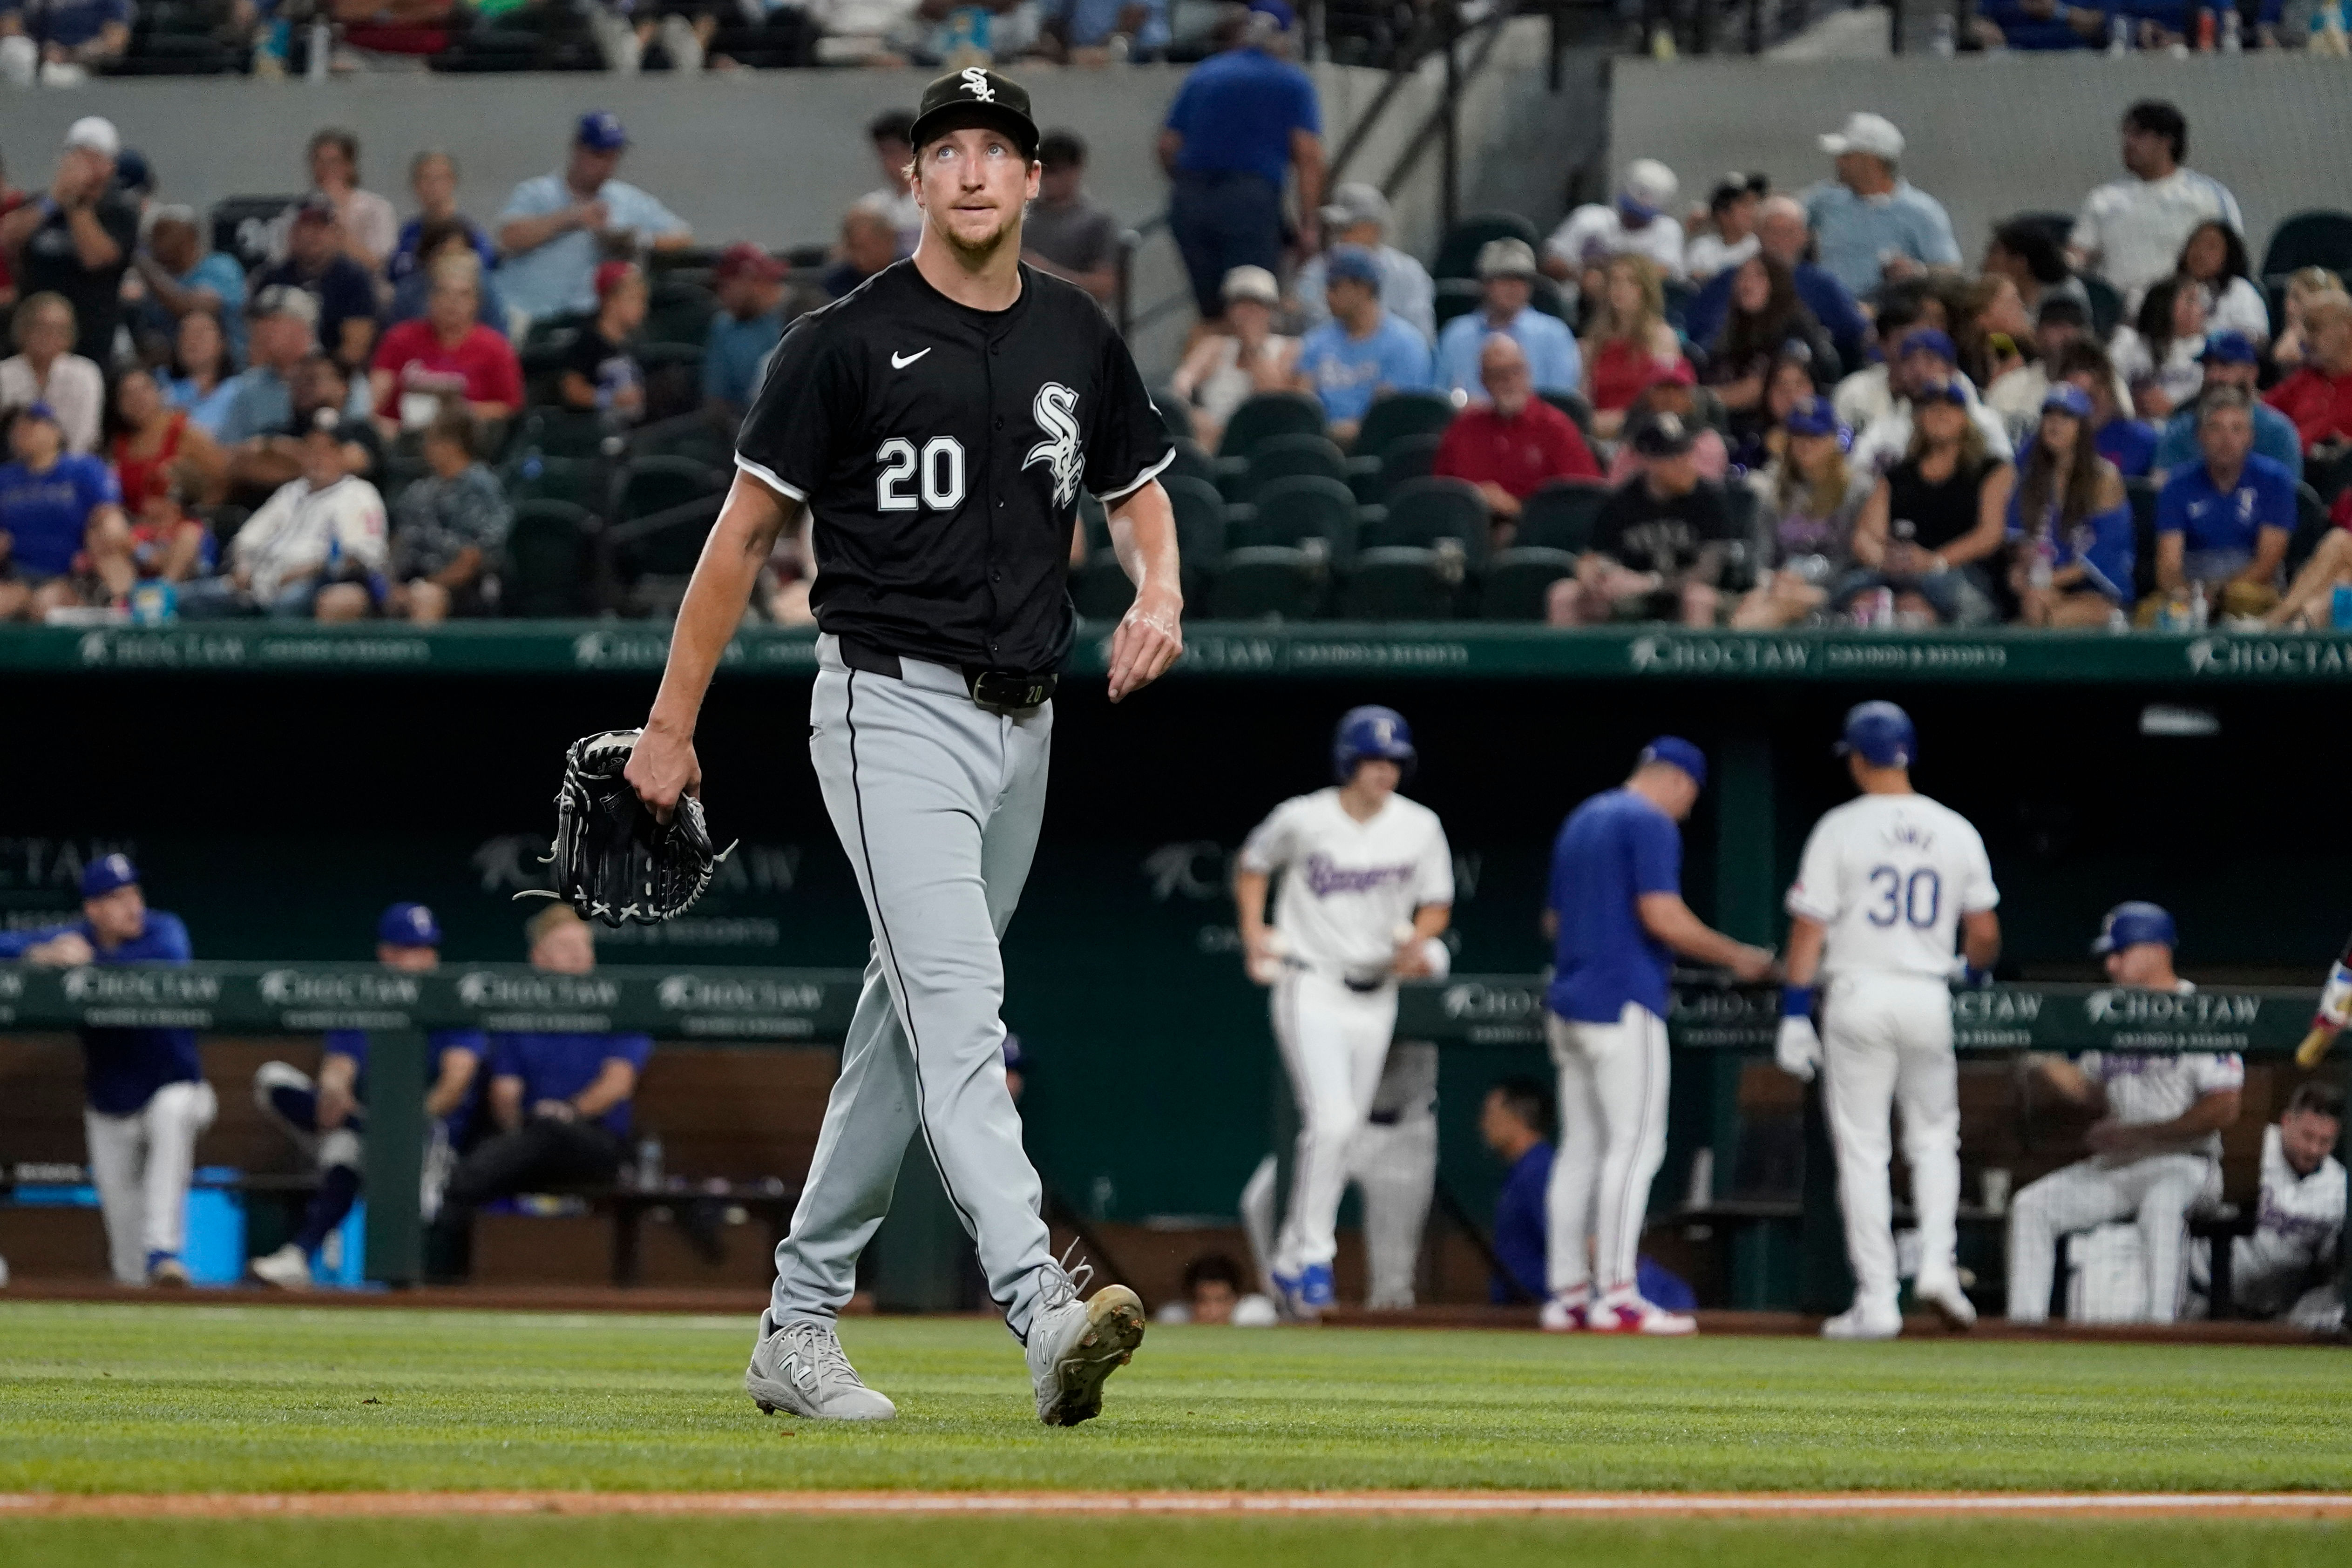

{"left": 1106, "top": 586, "right": 1183, "bottom": 703}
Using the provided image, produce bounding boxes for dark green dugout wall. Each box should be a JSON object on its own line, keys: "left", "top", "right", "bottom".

{"left": 9, "top": 633, "right": 2348, "bottom": 1227}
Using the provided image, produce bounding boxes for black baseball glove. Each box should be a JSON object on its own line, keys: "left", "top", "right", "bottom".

{"left": 527, "top": 730, "right": 732, "bottom": 926}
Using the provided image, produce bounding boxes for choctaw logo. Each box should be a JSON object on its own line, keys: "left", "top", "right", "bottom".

{"left": 2084, "top": 989, "right": 2259, "bottom": 1026}
{"left": 1441, "top": 982, "right": 1543, "bottom": 1022}
{"left": 657, "top": 975, "right": 825, "bottom": 1013}
{"left": 62, "top": 968, "right": 220, "bottom": 1004}
{"left": 260, "top": 970, "right": 422, "bottom": 1007}
{"left": 455, "top": 971, "right": 620, "bottom": 1009}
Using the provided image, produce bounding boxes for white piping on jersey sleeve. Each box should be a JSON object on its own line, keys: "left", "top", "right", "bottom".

{"left": 1093, "top": 444, "right": 1176, "bottom": 505}
{"left": 733, "top": 453, "right": 807, "bottom": 503}
{"left": 1237, "top": 797, "right": 1302, "bottom": 876}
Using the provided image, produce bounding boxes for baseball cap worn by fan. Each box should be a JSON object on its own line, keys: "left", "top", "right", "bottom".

{"left": 715, "top": 242, "right": 786, "bottom": 284}
{"left": 2041, "top": 383, "right": 2094, "bottom": 420}
{"left": 909, "top": 68, "right": 1039, "bottom": 163}
{"left": 1476, "top": 237, "right": 1539, "bottom": 281}
{"left": 1221, "top": 265, "right": 1279, "bottom": 307}
{"left": 252, "top": 284, "right": 320, "bottom": 327}
{"left": 1820, "top": 112, "right": 1905, "bottom": 162}
{"left": 18, "top": 400, "right": 60, "bottom": 428}
{"left": 576, "top": 110, "right": 629, "bottom": 152}
{"left": 1638, "top": 736, "right": 1708, "bottom": 791}
{"left": 1630, "top": 411, "right": 1695, "bottom": 457}
{"left": 1900, "top": 328, "right": 1959, "bottom": 366}
{"left": 1320, "top": 182, "right": 1392, "bottom": 236}
{"left": 1913, "top": 378, "right": 1969, "bottom": 409}
{"left": 1324, "top": 244, "right": 1382, "bottom": 292}
{"left": 2201, "top": 331, "right": 2259, "bottom": 365}
{"left": 65, "top": 115, "right": 120, "bottom": 159}
{"left": 81, "top": 853, "right": 139, "bottom": 899}
{"left": 1619, "top": 159, "right": 1678, "bottom": 219}
{"left": 1784, "top": 393, "right": 1846, "bottom": 440}
{"left": 379, "top": 901, "right": 443, "bottom": 947}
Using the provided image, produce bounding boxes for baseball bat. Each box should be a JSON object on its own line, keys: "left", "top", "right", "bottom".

{"left": 2295, "top": 933, "right": 2352, "bottom": 1069}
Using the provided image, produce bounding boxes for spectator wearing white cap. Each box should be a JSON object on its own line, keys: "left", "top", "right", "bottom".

{"left": 0, "top": 0, "right": 130, "bottom": 87}
{"left": 2067, "top": 101, "right": 2242, "bottom": 300}
{"left": 1542, "top": 158, "right": 1685, "bottom": 295}
{"left": 1433, "top": 238, "right": 1581, "bottom": 401}
{"left": 0, "top": 117, "right": 137, "bottom": 364}
{"left": 1291, "top": 182, "right": 1434, "bottom": 345}
{"left": 1170, "top": 265, "right": 1299, "bottom": 453}
{"left": 1800, "top": 113, "right": 1959, "bottom": 302}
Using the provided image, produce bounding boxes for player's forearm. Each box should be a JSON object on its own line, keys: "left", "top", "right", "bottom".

{"left": 1411, "top": 904, "right": 1450, "bottom": 941}
{"left": 1782, "top": 917, "right": 1826, "bottom": 987}
{"left": 1638, "top": 892, "right": 1742, "bottom": 966}
{"left": 1233, "top": 869, "right": 1271, "bottom": 940}
{"left": 647, "top": 478, "right": 794, "bottom": 737}
{"left": 424, "top": 1050, "right": 479, "bottom": 1119}
{"left": 1961, "top": 911, "right": 2001, "bottom": 971}
{"left": 1108, "top": 482, "right": 1179, "bottom": 602}
{"left": 491, "top": 1077, "right": 523, "bottom": 1130}
{"left": 571, "top": 1061, "right": 637, "bottom": 1119}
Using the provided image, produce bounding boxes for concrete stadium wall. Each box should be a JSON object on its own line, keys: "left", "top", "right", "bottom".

{"left": 1611, "top": 54, "right": 2352, "bottom": 268}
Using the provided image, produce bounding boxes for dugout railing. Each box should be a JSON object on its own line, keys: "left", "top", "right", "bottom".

{"left": 2, "top": 962, "right": 2336, "bottom": 1312}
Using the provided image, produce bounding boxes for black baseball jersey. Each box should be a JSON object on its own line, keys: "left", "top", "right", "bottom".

{"left": 735, "top": 260, "right": 1173, "bottom": 673}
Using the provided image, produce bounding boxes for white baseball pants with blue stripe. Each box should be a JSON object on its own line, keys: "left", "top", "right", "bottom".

{"left": 768, "top": 635, "right": 1057, "bottom": 1343}
{"left": 1821, "top": 973, "right": 1961, "bottom": 1318}
{"left": 1545, "top": 1003, "right": 1670, "bottom": 1298}
{"left": 1270, "top": 970, "right": 1398, "bottom": 1275}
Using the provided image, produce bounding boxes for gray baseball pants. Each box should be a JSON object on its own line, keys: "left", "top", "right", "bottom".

{"left": 769, "top": 634, "right": 1057, "bottom": 1342}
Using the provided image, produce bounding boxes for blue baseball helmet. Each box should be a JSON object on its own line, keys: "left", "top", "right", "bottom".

{"left": 1333, "top": 705, "right": 1416, "bottom": 784}
{"left": 2092, "top": 900, "right": 2177, "bottom": 955}
{"left": 1835, "top": 700, "right": 1916, "bottom": 768}
{"left": 378, "top": 901, "right": 442, "bottom": 948}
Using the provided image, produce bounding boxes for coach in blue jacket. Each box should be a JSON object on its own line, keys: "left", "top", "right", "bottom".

{"left": 432, "top": 905, "right": 652, "bottom": 1277}
{"left": 0, "top": 854, "right": 216, "bottom": 1285}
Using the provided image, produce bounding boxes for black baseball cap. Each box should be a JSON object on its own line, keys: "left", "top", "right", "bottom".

{"left": 908, "top": 67, "right": 1039, "bottom": 162}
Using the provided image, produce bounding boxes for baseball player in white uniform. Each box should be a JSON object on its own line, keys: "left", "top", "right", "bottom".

{"left": 1343, "top": 1039, "right": 1440, "bottom": 1310}
{"left": 1776, "top": 702, "right": 2001, "bottom": 1340}
{"left": 2006, "top": 901, "right": 2244, "bottom": 1325}
{"left": 2198, "top": 1081, "right": 2343, "bottom": 1328}
{"left": 1234, "top": 705, "right": 1453, "bottom": 1318}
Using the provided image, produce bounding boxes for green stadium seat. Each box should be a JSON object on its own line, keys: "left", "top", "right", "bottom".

{"left": 1433, "top": 212, "right": 1541, "bottom": 281}
{"left": 2124, "top": 476, "right": 2160, "bottom": 603}
{"left": 1353, "top": 392, "right": 1458, "bottom": 460}
{"left": 1515, "top": 478, "right": 1609, "bottom": 554}
{"left": 1163, "top": 473, "right": 1227, "bottom": 600}
{"left": 634, "top": 414, "right": 735, "bottom": 471}
{"left": 1481, "top": 547, "right": 1579, "bottom": 620}
{"left": 1717, "top": 481, "right": 1762, "bottom": 592}
{"left": 514, "top": 407, "right": 615, "bottom": 461}
{"left": 1433, "top": 277, "right": 1481, "bottom": 331}
{"left": 1154, "top": 389, "right": 1195, "bottom": 442}
{"left": 1231, "top": 475, "right": 1357, "bottom": 564}
{"left": 617, "top": 455, "right": 723, "bottom": 523}
{"left": 644, "top": 280, "right": 717, "bottom": 349}
{"left": 1071, "top": 554, "right": 1137, "bottom": 621}
{"left": 2261, "top": 210, "right": 2352, "bottom": 280}
{"left": 1374, "top": 433, "right": 1444, "bottom": 501}
{"left": 1539, "top": 390, "right": 1597, "bottom": 445}
{"left": 1368, "top": 476, "right": 1489, "bottom": 567}
{"left": 604, "top": 493, "right": 723, "bottom": 585}
{"left": 504, "top": 454, "right": 607, "bottom": 511}
{"left": 1208, "top": 546, "right": 1326, "bottom": 620}
{"left": 1234, "top": 433, "right": 1349, "bottom": 500}
{"left": 1339, "top": 546, "right": 1462, "bottom": 620}
{"left": 502, "top": 500, "right": 599, "bottom": 617}
{"left": 1167, "top": 437, "right": 1218, "bottom": 487}
{"left": 1216, "top": 391, "right": 1326, "bottom": 461}
{"left": 2081, "top": 275, "right": 2123, "bottom": 341}
{"left": 2287, "top": 481, "right": 2332, "bottom": 577}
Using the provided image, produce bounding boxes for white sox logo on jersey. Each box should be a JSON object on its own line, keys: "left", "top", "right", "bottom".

{"left": 960, "top": 67, "right": 994, "bottom": 100}
{"left": 1023, "top": 382, "right": 1083, "bottom": 509}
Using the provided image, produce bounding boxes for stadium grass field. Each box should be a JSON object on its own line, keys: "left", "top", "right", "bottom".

{"left": 3, "top": 1302, "right": 2348, "bottom": 1563}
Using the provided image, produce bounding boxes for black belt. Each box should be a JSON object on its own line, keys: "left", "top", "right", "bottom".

{"left": 839, "top": 635, "right": 1056, "bottom": 711}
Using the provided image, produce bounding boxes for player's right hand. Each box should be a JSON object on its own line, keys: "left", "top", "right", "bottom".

{"left": 26, "top": 931, "right": 95, "bottom": 967}
{"left": 1775, "top": 1016, "right": 1822, "bottom": 1083}
{"left": 1728, "top": 944, "right": 1776, "bottom": 984}
{"left": 624, "top": 722, "right": 701, "bottom": 825}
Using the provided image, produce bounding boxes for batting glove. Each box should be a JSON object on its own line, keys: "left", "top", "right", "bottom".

{"left": 1775, "top": 1015, "right": 1823, "bottom": 1083}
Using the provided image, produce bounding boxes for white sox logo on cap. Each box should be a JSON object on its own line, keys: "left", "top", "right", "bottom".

{"left": 960, "top": 67, "right": 995, "bottom": 101}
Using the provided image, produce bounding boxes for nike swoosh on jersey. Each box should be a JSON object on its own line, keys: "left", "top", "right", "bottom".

{"left": 890, "top": 348, "right": 931, "bottom": 369}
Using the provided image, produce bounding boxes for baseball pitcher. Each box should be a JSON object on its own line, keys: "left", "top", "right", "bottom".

{"left": 1777, "top": 702, "right": 2000, "bottom": 1340}
{"left": 1234, "top": 705, "right": 1452, "bottom": 1319}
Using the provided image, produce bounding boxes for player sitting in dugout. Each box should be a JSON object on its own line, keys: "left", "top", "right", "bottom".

{"left": 2187, "top": 1081, "right": 2344, "bottom": 1330}
{"left": 426, "top": 905, "right": 652, "bottom": 1281}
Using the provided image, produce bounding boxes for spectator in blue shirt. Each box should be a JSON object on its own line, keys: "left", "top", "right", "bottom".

{"left": 0, "top": 0, "right": 130, "bottom": 83}
{"left": 2152, "top": 332, "right": 2301, "bottom": 485}
{"left": 1292, "top": 245, "right": 1432, "bottom": 443}
{"left": 248, "top": 902, "right": 487, "bottom": 1291}
{"left": 387, "top": 150, "right": 498, "bottom": 288}
{"left": 2154, "top": 385, "right": 2295, "bottom": 618}
{"left": 1037, "top": 0, "right": 1170, "bottom": 59}
{"left": 215, "top": 287, "right": 320, "bottom": 448}
{"left": 2008, "top": 385, "right": 2135, "bottom": 626}
{"left": 1479, "top": 1077, "right": 1552, "bottom": 1304}
{"left": 703, "top": 242, "right": 788, "bottom": 426}
{"left": 1801, "top": 114, "right": 1961, "bottom": 302}
{"left": 1158, "top": 2, "right": 1322, "bottom": 325}
{"left": 433, "top": 906, "right": 653, "bottom": 1278}
{"left": 255, "top": 197, "right": 380, "bottom": 378}
{"left": 1969, "top": 0, "right": 2104, "bottom": 47}
{"left": 495, "top": 111, "right": 693, "bottom": 326}
{"left": 0, "top": 854, "right": 214, "bottom": 1285}
{"left": 0, "top": 400, "right": 123, "bottom": 620}
{"left": 1685, "top": 196, "right": 1867, "bottom": 378}
{"left": 1434, "top": 238, "right": 1582, "bottom": 400}
{"left": 385, "top": 219, "right": 513, "bottom": 340}
{"left": 2055, "top": 340, "right": 2157, "bottom": 480}
{"left": 132, "top": 207, "right": 248, "bottom": 364}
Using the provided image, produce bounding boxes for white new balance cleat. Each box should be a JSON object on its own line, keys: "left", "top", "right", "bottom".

{"left": 1538, "top": 1292, "right": 1589, "bottom": 1333}
{"left": 1027, "top": 1245, "right": 1145, "bottom": 1427}
{"left": 745, "top": 1316, "right": 897, "bottom": 1420}
{"left": 249, "top": 1242, "right": 312, "bottom": 1291}
{"left": 1584, "top": 1293, "right": 1698, "bottom": 1336}
{"left": 1914, "top": 1276, "right": 1978, "bottom": 1331}
{"left": 1820, "top": 1304, "right": 1903, "bottom": 1340}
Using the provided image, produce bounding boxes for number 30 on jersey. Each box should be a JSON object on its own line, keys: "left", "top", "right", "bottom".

{"left": 877, "top": 436, "right": 966, "bottom": 512}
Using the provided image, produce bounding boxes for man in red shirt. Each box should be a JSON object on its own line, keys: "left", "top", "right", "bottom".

{"left": 2264, "top": 294, "right": 2352, "bottom": 457}
{"left": 1430, "top": 335, "right": 1599, "bottom": 532}
{"left": 367, "top": 253, "right": 523, "bottom": 437}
